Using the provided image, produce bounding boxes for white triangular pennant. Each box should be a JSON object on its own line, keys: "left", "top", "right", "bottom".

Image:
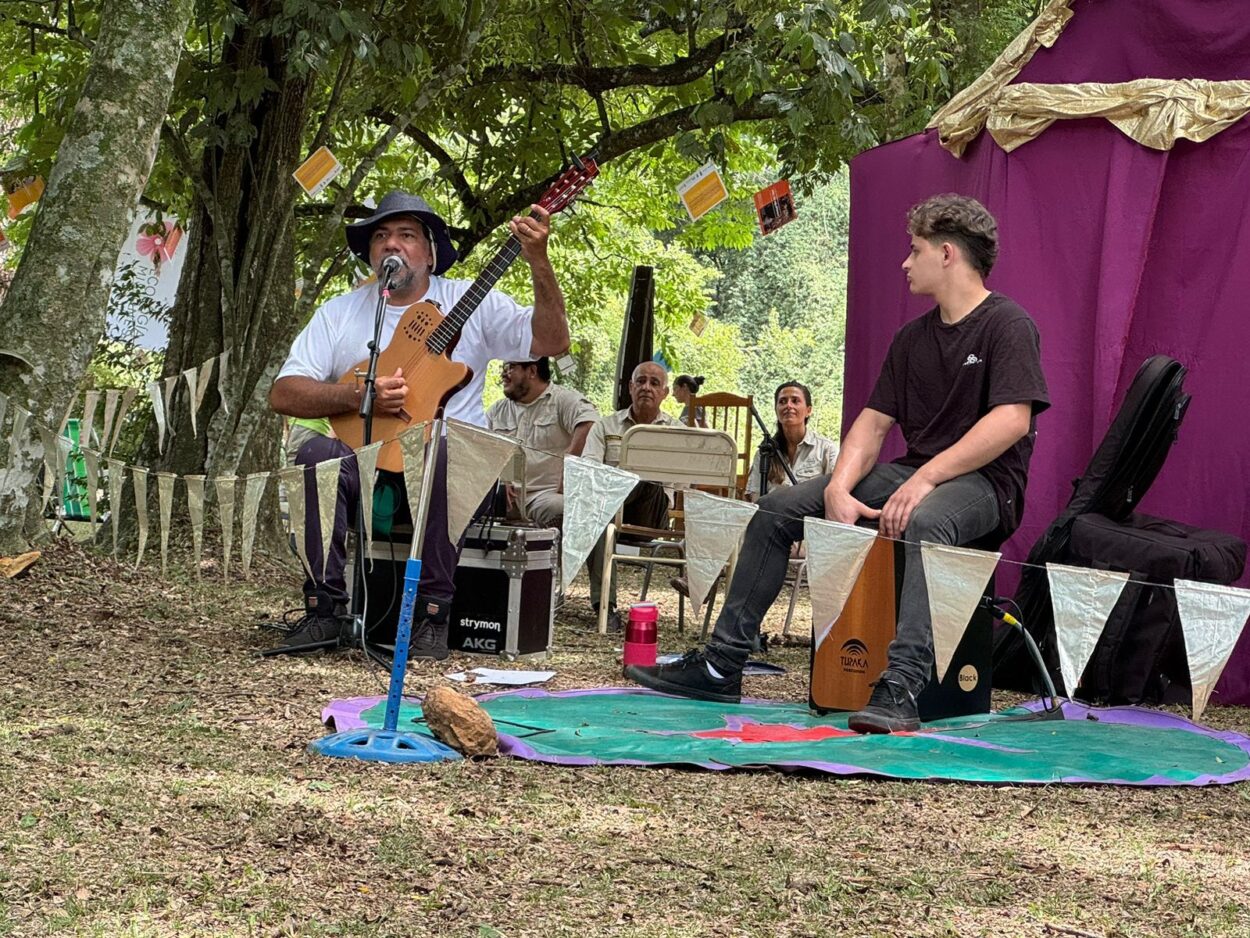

{"left": 446, "top": 419, "right": 518, "bottom": 544}
{"left": 560, "top": 455, "right": 639, "bottom": 591}
{"left": 156, "top": 472, "right": 176, "bottom": 575}
{"left": 37, "top": 425, "right": 63, "bottom": 514}
{"left": 131, "top": 467, "right": 150, "bottom": 568}
{"left": 0, "top": 391, "right": 8, "bottom": 441}
{"left": 162, "top": 376, "right": 179, "bottom": 441}
{"left": 1046, "top": 563, "right": 1129, "bottom": 697}
{"left": 217, "top": 351, "right": 231, "bottom": 415}
{"left": 356, "top": 440, "right": 383, "bottom": 557}
{"left": 1176, "top": 579, "right": 1250, "bottom": 723}
{"left": 57, "top": 393, "right": 77, "bottom": 437}
{"left": 194, "top": 356, "right": 216, "bottom": 416}
{"left": 82, "top": 448, "right": 100, "bottom": 525}
{"left": 214, "top": 476, "right": 237, "bottom": 578}
{"left": 314, "top": 458, "right": 342, "bottom": 578}
{"left": 398, "top": 425, "right": 428, "bottom": 535}
{"left": 110, "top": 387, "right": 137, "bottom": 456}
{"left": 98, "top": 389, "right": 120, "bottom": 455}
{"left": 181, "top": 367, "right": 199, "bottom": 435}
{"left": 147, "top": 381, "right": 168, "bottom": 453}
{"left": 277, "top": 465, "right": 314, "bottom": 581}
{"left": 683, "top": 490, "right": 758, "bottom": 611}
{"left": 105, "top": 458, "right": 126, "bottom": 557}
{"left": 80, "top": 390, "right": 100, "bottom": 450}
{"left": 804, "top": 519, "right": 879, "bottom": 650}
{"left": 5, "top": 406, "right": 30, "bottom": 474}
{"left": 921, "top": 541, "right": 1001, "bottom": 683}
{"left": 241, "top": 471, "right": 269, "bottom": 579}
{"left": 185, "top": 474, "right": 206, "bottom": 576}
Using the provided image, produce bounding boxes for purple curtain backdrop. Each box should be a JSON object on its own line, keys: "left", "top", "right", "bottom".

{"left": 845, "top": 0, "right": 1250, "bottom": 703}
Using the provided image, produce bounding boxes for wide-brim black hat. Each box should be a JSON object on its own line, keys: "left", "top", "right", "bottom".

{"left": 345, "top": 191, "right": 458, "bottom": 275}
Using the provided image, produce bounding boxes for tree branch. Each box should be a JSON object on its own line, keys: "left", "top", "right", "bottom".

{"left": 367, "top": 110, "right": 486, "bottom": 223}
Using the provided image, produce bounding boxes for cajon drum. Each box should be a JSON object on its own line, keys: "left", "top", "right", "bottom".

{"left": 809, "top": 535, "right": 992, "bottom": 719}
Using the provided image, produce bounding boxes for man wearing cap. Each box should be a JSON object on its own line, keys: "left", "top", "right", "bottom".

{"left": 269, "top": 192, "right": 569, "bottom": 657}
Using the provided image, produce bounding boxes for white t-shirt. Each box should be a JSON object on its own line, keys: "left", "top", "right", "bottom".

{"left": 278, "top": 276, "right": 535, "bottom": 429}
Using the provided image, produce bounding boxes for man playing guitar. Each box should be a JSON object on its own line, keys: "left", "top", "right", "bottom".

{"left": 269, "top": 190, "right": 570, "bottom": 658}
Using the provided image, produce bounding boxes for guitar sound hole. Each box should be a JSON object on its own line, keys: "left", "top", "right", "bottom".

{"left": 403, "top": 313, "right": 433, "bottom": 340}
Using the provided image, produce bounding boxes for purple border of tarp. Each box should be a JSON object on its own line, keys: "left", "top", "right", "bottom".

{"left": 321, "top": 689, "right": 1250, "bottom": 786}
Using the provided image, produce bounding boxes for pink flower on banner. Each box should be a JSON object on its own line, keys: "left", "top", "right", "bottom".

{"left": 135, "top": 221, "right": 183, "bottom": 269}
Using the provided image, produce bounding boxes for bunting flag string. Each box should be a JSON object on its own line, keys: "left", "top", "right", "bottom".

{"left": 146, "top": 381, "right": 168, "bottom": 454}
{"left": 1047, "top": 563, "right": 1129, "bottom": 697}
{"left": 561, "top": 455, "right": 639, "bottom": 592}
{"left": 194, "top": 357, "right": 215, "bottom": 418}
{"left": 241, "top": 471, "right": 269, "bottom": 579}
{"left": 156, "top": 472, "right": 176, "bottom": 575}
{"left": 110, "top": 387, "right": 137, "bottom": 456}
{"left": 217, "top": 351, "right": 231, "bottom": 415}
{"left": 105, "top": 458, "right": 126, "bottom": 557}
{"left": 185, "top": 475, "right": 206, "bottom": 576}
{"left": 99, "top": 389, "right": 120, "bottom": 456}
{"left": 683, "top": 490, "right": 758, "bottom": 611}
{"left": 803, "top": 518, "right": 878, "bottom": 650}
{"left": 132, "top": 467, "right": 150, "bottom": 568}
{"left": 181, "top": 367, "right": 200, "bottom": 436}
{"left": 162, "top": 376, "right": 179, "bottom": 440}
{"left": 83, "top": 448, "right": 101, "bottom": 524}
{"left": 215, "top": 476, "right": 238, "bottom": 578}
{"left": 80, "top": 390, "right": 100, "bottom": 449}
{"left": 921, "top": 541, "right": 1002, "bottom": 683}
{"left": 37, "top": 425, "right": 62, "bottom": 514}
{"left": 447, "top": 419, "right": 518, "bottom": 545}
{"left": 57, "top": 392, "right": 78, "bottom": 437}
{"left": 277, "top": 465, "right": 314, "bottom": 581}
{"left": 314, "top": 459, "right": 342, "bottom": 577}
{"left": 356, "top": 440, "right": 384, "bottom": 558}
{"left": 398, "top": 425, "right": 428, "bottom": 542}
{"left": 1176, "top": 579, "right": 1250, "bottom": 723}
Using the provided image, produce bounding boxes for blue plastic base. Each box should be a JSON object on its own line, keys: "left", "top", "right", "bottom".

{"left": 308, "top": 728, "right": 461, "bottom": 764}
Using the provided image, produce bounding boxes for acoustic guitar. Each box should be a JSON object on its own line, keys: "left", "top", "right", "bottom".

{"left": 330, "top": 156, "right": 599, "bottom": 472}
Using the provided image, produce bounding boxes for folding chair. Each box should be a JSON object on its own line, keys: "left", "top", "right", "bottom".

{"left": 687, "top": 391, "right": 753, "bottom": 497}
{"left": 597, "top": 424, "right": 738, "bottom": 634}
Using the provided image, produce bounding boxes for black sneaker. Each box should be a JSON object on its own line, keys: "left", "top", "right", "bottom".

{"left": 594, "top": 603, "right": 624, "bottom": 633}
{"left": 271, "top": 612, "right": 346, "bottom": 654}
{"left": 848, "top": 674, "right": 920, "bottom": 734}
{"left": 410, "top": 618, "right": 449, "bottom": 661}
{"left": 625, "top": 649, "right": 742, "bottom": 703}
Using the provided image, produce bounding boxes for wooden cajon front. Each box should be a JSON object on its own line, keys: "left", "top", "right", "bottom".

{"left": 809, "top": 535, "right": 896, "bottom": 712}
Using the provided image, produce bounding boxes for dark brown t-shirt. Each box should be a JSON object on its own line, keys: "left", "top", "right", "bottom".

{"left": 866, "top": 292, "right": 1050, "bottom": 538}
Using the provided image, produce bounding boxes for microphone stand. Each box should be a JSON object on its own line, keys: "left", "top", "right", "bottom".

{"left": 747, "top": 402, "right": 797, "bottom": 497}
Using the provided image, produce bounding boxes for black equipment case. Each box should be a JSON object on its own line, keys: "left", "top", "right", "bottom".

{"left": 994, "top": 355, "right": 1246, "bottom": 702}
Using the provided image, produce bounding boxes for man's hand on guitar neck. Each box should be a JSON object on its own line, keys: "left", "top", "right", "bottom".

{"left": 374, "top": 367, "right": 409, "bottom": 417}
{"left": 509, "top": 204, "right": 551, "bottom": 264}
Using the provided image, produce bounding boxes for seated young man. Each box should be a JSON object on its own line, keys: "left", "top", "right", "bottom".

{"left": 626, "top": 193, "right": 1050, "bottom": 733}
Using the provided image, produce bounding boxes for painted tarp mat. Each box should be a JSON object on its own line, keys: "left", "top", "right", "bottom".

{"left": 321, "top": 688, "right": 1250, "bottom": 786}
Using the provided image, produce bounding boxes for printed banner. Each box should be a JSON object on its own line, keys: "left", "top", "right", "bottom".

{"left": 1176, "top": 579, "right": 1250, "bottom": 723}
{"left": 683, "top": 490, "right": 758, "bottom": 611}
{"left": 215, "top": 476, "right": 237, "bottom": 578}
{"left": 356, "top": 441, "right": 384, "bottom": 558}
{"left": 560, "top": 456, "right": 639, "bottom": 591}
{"left": 241, "top": 471, "right": 269, "bottom": 579}
{"left": 804, "top": 519, "right": 879, "bottom": 650}
{"left": 314, "top": 459, "right": 342, "bottom": 577}
{"left": 1047, "top": 563, "right": 1129, "bottom": 697}
{"left": 921, "top": 541, "right": 1001, "bottom": 683}
{"left": 447, "top": 420, "right": 517, "bottom": 545}
{"left": 157, "top": 472, "right": 176, "bottom": 575}
{"left": 132, "top": 467, "right": 150, "bottom": 568}
{"left": 185, "top": 475, "right": 206, "bottom": 576}
{"left": 106, "top": 458, "right": 126, "bottom": 557}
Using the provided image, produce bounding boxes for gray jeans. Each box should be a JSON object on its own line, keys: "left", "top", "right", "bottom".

{"left": 705, "top": 463, "right": 999, "bottom": 694}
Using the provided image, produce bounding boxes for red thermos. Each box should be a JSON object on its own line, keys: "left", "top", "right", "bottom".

{"left": 622, "top": 602, "right": 658, "bottom": 668}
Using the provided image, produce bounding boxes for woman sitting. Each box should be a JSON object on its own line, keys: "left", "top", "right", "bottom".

{"left": 673, "top": 374, "right": 708, "bottom": 428}
{"left": 745, "top": 381, "right": 838, "bottom": 501}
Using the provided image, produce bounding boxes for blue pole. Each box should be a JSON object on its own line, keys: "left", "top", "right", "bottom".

{"left": 383, "top": 557, "right": 423, "bottom": 732}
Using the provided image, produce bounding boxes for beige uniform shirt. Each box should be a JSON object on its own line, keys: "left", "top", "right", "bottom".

{"left": 745, "top": 428, "right": 839, "bottom": 498}
{"left": 486, "top": 384, "right": 599, "bottom": 501}
{"left": 582, "top": 407, "right": 679, "bottom": 464}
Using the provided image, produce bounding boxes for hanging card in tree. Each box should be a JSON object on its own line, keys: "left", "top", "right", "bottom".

{"left": 292, "top": 146, "right": 343, "bottom": 197}
{"left": 677, "top": 161, "right": 728, "bottom": 221}
{"left": 4, "top": 175, "right": 44, "bottom": 219}
{"left": 754, "top": 180, "right": 797, "bottom": 236}
{"left": 0, "top": 226, "right": 8, "bottom": 254}
{"left": 689, "top": 312, "right": 708, "bottom": 336}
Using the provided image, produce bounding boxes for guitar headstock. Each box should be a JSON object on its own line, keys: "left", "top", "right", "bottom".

{"left": 535, "top": 154, "right": 600, "bottom": 216}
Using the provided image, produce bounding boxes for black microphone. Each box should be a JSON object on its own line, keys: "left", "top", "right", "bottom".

{"left": 379, "top": 254, "right": 403, "bottom": 285}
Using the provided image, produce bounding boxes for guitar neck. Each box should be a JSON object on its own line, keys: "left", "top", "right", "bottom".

{"left": 427, "top": 234, "right": 524, "bottom": 354}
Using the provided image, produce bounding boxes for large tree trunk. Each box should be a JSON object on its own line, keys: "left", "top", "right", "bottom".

{"left": 0, "top": 0, "right": 194, "bottom": 552}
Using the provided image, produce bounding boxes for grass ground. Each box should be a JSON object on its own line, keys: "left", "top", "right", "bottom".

{"left": 2, "top": 539, "right": 1249, "bottom": 937}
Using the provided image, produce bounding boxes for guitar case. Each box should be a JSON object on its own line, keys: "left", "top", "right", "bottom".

{"left": 992, "top": 355, "right": 1194, "bottom": 693}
